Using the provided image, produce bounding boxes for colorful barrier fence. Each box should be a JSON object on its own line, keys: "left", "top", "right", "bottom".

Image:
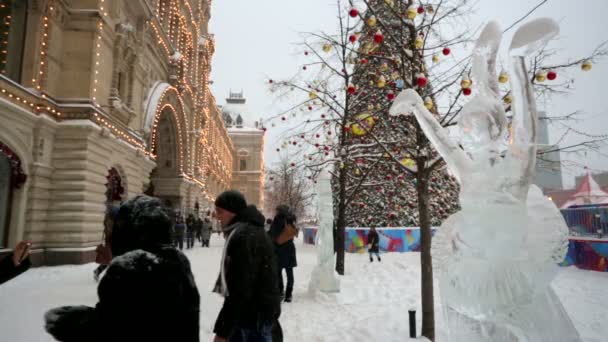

{"left": 302, "top": 227, "right": 436, "bottom": 253}
{"left": 561, "top": 238, "right": 608, "bottom": 272}
{"left": 560, "top": 205, "right": 608, "bottom": 237}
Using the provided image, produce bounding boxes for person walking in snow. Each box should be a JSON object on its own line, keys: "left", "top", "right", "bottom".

{"left": 367, "top": 226, "right": 381, "bottom": 262}
{"left": 212, "top": 190, "right": 281, "bottom": 342}
{"left": 269, "top": 205, "right": 298, "bottom": 303}
{"left": 201, "top": 217, "right": 212, "bottom": 247}
{"left": 44, "top": 195, "right": 200, "bottom": 342}
{"left": 186, "top": 213, "right": 196, "bottom": 249}
{"left": 174, "top": 213, "right": 186, "bottom": 250}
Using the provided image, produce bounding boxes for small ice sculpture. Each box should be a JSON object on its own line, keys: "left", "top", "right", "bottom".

{"left": 389, "top": 19, "right": 580, "bottom": 341}
{"left": 309, "top": 168, "right": 340, "bottom": 293}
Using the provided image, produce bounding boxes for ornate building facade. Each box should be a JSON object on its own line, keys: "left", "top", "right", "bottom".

{"left": 0, "top": 0, "right": 233, "bottom": 265}
{"left": 221, "top": 91, "right": 265, "bottom": 208}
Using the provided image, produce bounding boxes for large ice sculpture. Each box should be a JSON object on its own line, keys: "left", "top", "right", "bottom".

{"left": 389, "top": 19, "right": 580, "bottom": 341}
{"left": 309, "top": 169, "right": 340, "bottom": 293}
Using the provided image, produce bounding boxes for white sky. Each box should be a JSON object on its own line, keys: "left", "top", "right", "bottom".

{"left": 210, "top": 0, "right": 608, "bottom": 189}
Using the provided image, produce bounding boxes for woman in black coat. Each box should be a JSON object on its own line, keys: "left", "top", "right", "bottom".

{"left": 269, "top": 205, "right": 297, "bottom": 303}
{"left": 44, "top": 195, "right": 200, "bottom": 342}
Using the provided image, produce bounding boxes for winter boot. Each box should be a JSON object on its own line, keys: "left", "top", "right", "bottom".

{"left": 370, "top": 257, "right": 373, "bottom": 262}
{"left": 284, "top": 288, "right": 293, "bottom": 303}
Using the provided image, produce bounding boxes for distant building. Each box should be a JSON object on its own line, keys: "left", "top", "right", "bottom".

{"left": 221, "top": 91, "right": 265, "bottom": 208}
{"left": 534, "top": 112, "right": 564, "bottom": 191}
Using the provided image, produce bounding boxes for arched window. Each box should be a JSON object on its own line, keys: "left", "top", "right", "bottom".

{"left": 239, "top": 159, "right": 247, "bottom": 171}
{"left": 224, "top": 114, "right": 233, "bottom": 127}
{"left": 0, "top": 0, "right": 28, "bottom": 82}
{"left": 236, "top": 115, "right": 243, "bottom": 128}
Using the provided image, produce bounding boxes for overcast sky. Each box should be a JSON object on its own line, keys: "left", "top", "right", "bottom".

{"left": 210, "top": 0, "right": 608, "bottom": 188}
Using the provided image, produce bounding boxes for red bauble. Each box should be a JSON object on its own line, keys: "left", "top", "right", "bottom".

{"left": 547, "top": 70, "right": 557, "bottom": 80}
{"left": 262, "top": 127, "right": 267, "bottom": 132}
{"left": 269, "top": 177, "right": 274, "bottom": 181}
{"left": 291, "top": 163, "right": 296, "bottom": 167}
{"left": 417, "top": 5, "right": 424, "bottom": 14}
{"left": 303, "top": 65, "right": 307, "bottom": 70}
{"left": 324, "top": 152, "right": 329, "bottom": 156}
{"left": 349, "top": 35, "right": 357, "bottom": 43}
{"left": 373, "top": 32, "right": 384, "bottom": 44}
{"left": 324, "top": 146, "right": 330, "bottom": 151}
{"left": 300, "top": 134, "right": 305, "bottom": 139}
{"left": 316, "top": 134, "right": 320, "bottom": 138}
{"left": 327, "top": 131, "right": 332, "bottom": 135}
{"left": 442, "top": 47, "right": 451, "bottom": 56}
{"left": 398, "top": 175, "right": 404, "bottom": 180}
{"left": 304, "top": 51, "right": 309, "bottom": 56}
{"left": 359, "top": 202, "right": 365, "bottom": 208}
{"left": 360, "top": 58, "right": 368, "bottom": 64}
{"left": 344, "top": 126, "right": 350, "bottom": 132}
{"left": 417, "top": 76, "right": 427, "bottom": 87}
{"left": 347, "top": 86, "right": 356, "bottom": 94}
{"left": 281, "top": 116, "right": 286, "bottom": 121}
{"left": 315, "top": 143, "right": 320, "bottom": 147}
{"left": 386, "top": 175, "right": 393, "bottom": 180}
{"left": 268, "top": 79, "right": 273, "bottom": 84}
{"left": 308, "top": 106, "right": 313, "bottom": 110}
{"left": 387, "top": 92, "right": 395, "bottom": 101}
{"left": 462, "top": 87, "right": 472, "bottom": 96}
{"left": 292, "top": 141, "right": 297, "bottom": 145}
{"left": 388, "top": 212, "right": 396, "bottom": 219}
{"left": 349, "top": 8, "right": 359, "bottom": 17}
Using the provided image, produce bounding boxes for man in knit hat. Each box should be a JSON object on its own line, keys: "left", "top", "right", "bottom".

{"left": 212, "top": 190, "right": 281, "bottom": 342}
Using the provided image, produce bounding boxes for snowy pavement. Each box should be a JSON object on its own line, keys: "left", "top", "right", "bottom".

{"left": 1, "top": 235, "right": 607, "bottom": 341}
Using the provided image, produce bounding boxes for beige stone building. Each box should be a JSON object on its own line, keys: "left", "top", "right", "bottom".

{"left": 0, "top": 0, "right": 235, "bottom": 265}
{"left": 221, "top": 91, "right": 265, "bottom": 209}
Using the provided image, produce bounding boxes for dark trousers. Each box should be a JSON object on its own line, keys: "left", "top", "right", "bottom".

{"left": 202, "top": 239, "right": 210, "bottom": 247}
{"left": 186, "top": 233, "right": 195, "bottom": 249}
{"left": 228, "top": 319, "right": 273, "bottom": 342}
{"left": 175, "top": 235, "right": 184, "bottom": 250}
{"left": 369, "top": 250, "right": 381, "bottom": 261}
{"left": 277, "top": 267, "right": 294, "bottom": 297}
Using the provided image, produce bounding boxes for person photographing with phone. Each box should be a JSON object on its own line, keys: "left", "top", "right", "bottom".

{"left": 0, "top": 240, "right": 32, "bottom": 285}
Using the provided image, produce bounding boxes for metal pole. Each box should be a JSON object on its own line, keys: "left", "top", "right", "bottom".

{"left": 408, "top": 309, "right": 416, "bottom": 338}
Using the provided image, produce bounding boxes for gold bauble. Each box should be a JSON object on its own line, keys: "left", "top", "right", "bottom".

{"left": 309, "top": 90, "right": 317, "bottom": 99}
{"left": 380, "top": 62, "right": 389, "bottom": 71}
{"left": 400, "top": 158, "right": 415, "bottom": 167}
{"left": 385, "top": 0, "right": 394, "bottom": 7}
{"left": 322, "top": 44, "right": 332, "bottom": 52}
{"left": 355, "top": 169, "right": 361, "bottom": 176}
{"left": 498, "top": 72, "right": 509, "bottom": 84}
{"left": 350, "top": 113, "right": 375, "bottom": 136}
{"left": 415, "top": 37, "right": 424, "bottom": 49}
{"left": 424, "top": 97, "right": 433, "bottom": 110}
{"left": 460, "top": 78, "right": 471, "bottom": 89}
{"left": 582, "top": 59, "right": 593, "bottom": 71}
{"left": 407, "top": 6, "right": 417, "bottom": 19}
{"left": 432, "top": 54, "right": 440, "bottom": 63}
{"left": 535, "top": 71, "right": 546, "bottom": 82}
{"left": 503, "top": 95, "right": 512, "bottom": 104}
{"left": 367, "top": 15, "right": 377, "bottom": 27}
{"left": 377, "top": 76, "right": 387, "bottom": 88}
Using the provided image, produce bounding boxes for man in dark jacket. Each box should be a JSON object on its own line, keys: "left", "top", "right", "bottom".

{"left": 367, "top": 226, "right": 381, "bottom": 262}
{"left": 0, "top": 240, "right": 31, "bottom": 285}
{"left": 212, "top": 190, "right": 281, "bottom": 342}
{"left": 186, "top": 213, "right": 196, "bottom": 249}
{"left": 44, "top": 195, "right": 200, "bottom": 342}
{"left": 269, "top": 205, "right": 298, "bottom": 303}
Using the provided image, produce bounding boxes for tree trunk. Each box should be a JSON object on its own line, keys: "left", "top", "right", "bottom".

{"left": 416, "top": 169, "right": 435, "bottom": 341}
{"left": 335, "top": 165, "right": 347, "bottom": 275}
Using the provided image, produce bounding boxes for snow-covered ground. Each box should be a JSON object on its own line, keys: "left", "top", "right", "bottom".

{"left": 1, "top": 235, "right": 607, "bottom": 341}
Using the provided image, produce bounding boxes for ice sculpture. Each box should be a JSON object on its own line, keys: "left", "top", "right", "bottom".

{"left": 389, "top": 19, "right": 580, "bottom": 341}
{"left": 309, "top": 169, "right": 340, "bottom": 293}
